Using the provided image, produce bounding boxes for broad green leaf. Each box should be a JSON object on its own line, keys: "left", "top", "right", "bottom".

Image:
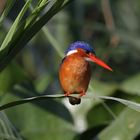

{"left": 0, "top": 0, "right": 32, "bottom": 52}
{"left": 4, "top": 94, "right": 76, "bottom": 140}
{"left": 98, "top": 95, "right": 140, "bottom": 112}
{"left": 98, "top": 108, "right": 140, "bottom": 140}
{"left": 120, "top": 73, "right": 140, "bottom": 95}
{"left": 13, "top": 92, "right": 74, "bottom": 124}
{"left": 87, "top": 101, "right": 124, "bottom": 128}
{"left": 87, "top": 91, "right": 140, "bottom": 128}
{"left": 0, "top": 84, "right": 74, "bottom": 124}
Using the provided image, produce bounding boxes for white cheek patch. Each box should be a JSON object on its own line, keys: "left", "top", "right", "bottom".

{"left": 66, "top": 50, "right": 78, "bottom": 56}
{"left": 84, "top": 57, "right": 94, "bottom": 62}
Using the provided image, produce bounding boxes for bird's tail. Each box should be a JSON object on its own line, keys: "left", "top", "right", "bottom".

{"left": 68, "top": 96, "right": 81, "bottom": 105}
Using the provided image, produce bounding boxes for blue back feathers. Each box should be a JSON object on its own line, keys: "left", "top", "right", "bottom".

{"left": 65, "top": 41, "right": 95, "bottom": 55}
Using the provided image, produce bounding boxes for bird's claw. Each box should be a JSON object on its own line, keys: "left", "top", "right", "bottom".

{"left": 79, "top": 91, "right": 86, "bottom": 97}
{"left": 64, "top": 92, "right": 70, "bottom": 96}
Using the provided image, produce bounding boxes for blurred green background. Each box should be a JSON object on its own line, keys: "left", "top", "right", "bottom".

{"left": 0, "top": 0, "right": 140, "bottom": 140}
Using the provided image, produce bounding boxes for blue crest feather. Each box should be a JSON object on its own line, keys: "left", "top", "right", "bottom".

{"left": 65, "top": 41, "right": 95, "bottom": 55}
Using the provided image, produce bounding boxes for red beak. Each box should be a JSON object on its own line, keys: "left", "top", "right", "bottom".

{"left": 88, "top": 53, "right": 113, "bottom": 71}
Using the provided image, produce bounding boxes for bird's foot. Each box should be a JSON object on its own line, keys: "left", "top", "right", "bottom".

{"left": 79, "top": 91, "right": 86, "bottom": 98}
{"left": 64, "top": 92, "right": 70, "bottom": 96}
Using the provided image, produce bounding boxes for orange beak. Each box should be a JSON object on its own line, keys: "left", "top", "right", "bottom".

{"left": 88, "top": 53, "right": 113, "bottom": 71}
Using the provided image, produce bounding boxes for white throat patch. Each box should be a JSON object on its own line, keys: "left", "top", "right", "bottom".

{"left": 84, "top": 57, "right": 93, "bottom": 62}
{"left": 66, "top": 50, "right": 78, "bottom": 56}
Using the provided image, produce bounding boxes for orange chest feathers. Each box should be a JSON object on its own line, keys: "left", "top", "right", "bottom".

{"left": 59, "top": 54, "right": 91, "bottom": 93}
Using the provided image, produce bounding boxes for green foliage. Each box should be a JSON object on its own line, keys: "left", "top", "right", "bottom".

{"left": 99, "top": 108, "right": 140, "bottom": 140}
{"left": 3, "top": 94, "right": 76, "bottom": 140}
{"left": 0, "top": 112, "right": 22, "bottom": 140}
{"left": 121, "top": 73, "right": 140, "bottom": 95}
{"left": 0, "top": 0, "right": 72, "bottom": 71}
{"left": 0, "top": 0, "right": 16, "bottom": 25}
{"left": 0, "top": 0, "right": 140, "bottom": 140}
{"left": 0, "top": 63, "right": 27, "bottom": 96}
{"left": 0, "top": 0, "right": 31, "bottom": 52}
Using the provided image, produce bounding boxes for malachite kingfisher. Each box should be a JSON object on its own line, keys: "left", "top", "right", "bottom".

{"left": 59, "top": 41, "right": 112, "bottom": 105}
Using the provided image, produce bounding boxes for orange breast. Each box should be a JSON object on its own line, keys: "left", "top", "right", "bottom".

{"left": 59, "top": 54, "right": 91, "bottom": 94}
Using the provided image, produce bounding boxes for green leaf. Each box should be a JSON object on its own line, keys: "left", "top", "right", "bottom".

{"left": 24, "top": 0, "right": 50, "bottom": 28}
{"left": 0, "top": 112, "right": 22, "bottom": 139}
{"left": 0, "top": 84, "right": 74, "bottom": 124}
{"left": 98, "top": 108, "right": 140, "bottom": 140}
{"left": 0, "top": 0, "right": 32, "bottom": 52}
{"left": 120, "top": 73, "right": 140, "bottom": 95}
{"left": 42, "top": 27, "right": 64, "bottom": 58}
{"left": 87, "top": 101, "right": 124, "bottom": 128}
{"left": 88, "top": 80, "right": 140, "bottom": 113}
{"left": 0, "top": 0, "right": 73, "bottom": 71}
{"left": 0, "top": 0, "right": 16, "bottom": 26}
{"left": 4, "top": 94, "right": 76, "bottom": 140}
{"left": 98, "top": 95, "right": 140, "bottom": 112}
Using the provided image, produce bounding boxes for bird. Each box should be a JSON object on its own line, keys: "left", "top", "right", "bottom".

{"left": 59, "top": 41, "right": 112, "bottom": 105}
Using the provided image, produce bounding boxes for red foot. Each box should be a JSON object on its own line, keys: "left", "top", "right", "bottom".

{"left": 79, "top": 91, "right": 86, "bottom": 97}
{"left": 64, "top": 92, "right": 71, "bottom": 96}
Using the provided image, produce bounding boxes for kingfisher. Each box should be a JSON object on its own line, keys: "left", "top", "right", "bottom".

{"left": 59, "top": 41, "right": 112, "bottom": 105}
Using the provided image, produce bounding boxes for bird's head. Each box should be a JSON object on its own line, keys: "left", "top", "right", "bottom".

{"left": 65, "top": 41, "right": 112, "bottom": 71}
